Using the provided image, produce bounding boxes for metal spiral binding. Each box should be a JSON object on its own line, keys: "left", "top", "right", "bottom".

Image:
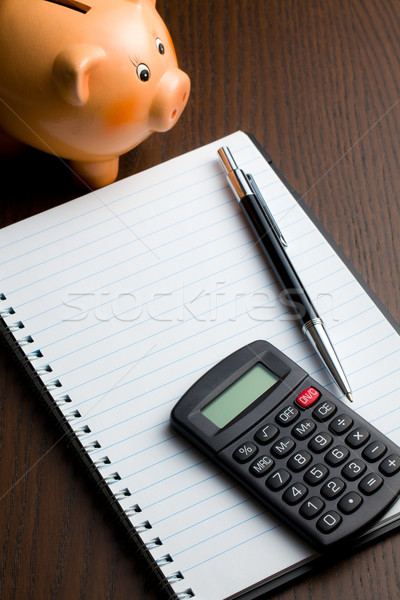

{"left": 166, "top": 572, "right": 184, "bottom": 585}
{"left": 65, "top": 410, "right": 82, "bottom": 422}
{"left": 135, "top": 521, "right": 152, "bottom": 534}
{"left": 93, "top": 456, "right": 111, "bottom": 468}
{"left": 74, "top": 424, "right": 91, "bottom": 437}
{"left": 176, "top": 591, "right": 194, "bottom": 599}
{"left": 0, "top": 306, "right": 15, "bottom": 317}
{"left": 25, "top": 349, "right": 43, "bottom": 361}
{"left": 8, "top": 321, "right": 24, "bottom": 332}
{"left": 14, "top": 334, "right": 33, "bottom": 347}
{"left": 53, "top": 395, "right": 72, "bottom": 407}
{"left": 83, "top": 439, "right": 101, "bottom": 450}
{"left": 103, "top": 472, "right": 121, "bottom": 484}
{"left": 34, "top": 364, "right": 53, "bottom": 377}
{"left": 0, "top": 295, "right": 196, "bottom": 600}
{"left": 45, "top": 379, "right": 62, "bottom": 391}
{"left": 145, "top": 537, "right": 162, "bottom": 549}
{"left": 124, "top": 504, "right": 141, "bottom": 516}
{"left": 113, "top": 487, "right": 132, "bottom": 501}
{"left": 156, "top": 554, "right": 173, "bottom": 567}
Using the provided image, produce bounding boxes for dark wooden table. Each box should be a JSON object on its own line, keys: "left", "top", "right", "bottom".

{"left": 1, "top": 1, "right": 400, "bottom": 598}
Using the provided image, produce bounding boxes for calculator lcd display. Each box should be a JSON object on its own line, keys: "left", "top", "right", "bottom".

{"left": 201, "top": 363, "right": 278, "bottom": 429}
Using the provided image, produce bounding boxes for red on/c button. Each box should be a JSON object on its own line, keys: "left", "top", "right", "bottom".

{"left": 296, "top": 387, "right": 321, "bottom": 408}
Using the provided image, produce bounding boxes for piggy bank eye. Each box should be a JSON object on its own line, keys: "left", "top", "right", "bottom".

{"left": 137, "top": 63, "right": 150, "bottom": 82}
{"left": 155, "top": 37, "right": 165, "bottom": 55}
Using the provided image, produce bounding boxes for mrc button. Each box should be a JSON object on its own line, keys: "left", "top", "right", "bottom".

{"left": 296, "top": 387, "right": 321, "bottom": 408}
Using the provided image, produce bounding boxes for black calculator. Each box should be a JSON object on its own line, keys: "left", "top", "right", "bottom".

{"left": 170, "top": 340, "right": 400, "bottom": 551}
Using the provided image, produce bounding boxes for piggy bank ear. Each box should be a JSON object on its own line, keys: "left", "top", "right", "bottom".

{"left": 53, "top": 44, "right": 105, "bottom": 106}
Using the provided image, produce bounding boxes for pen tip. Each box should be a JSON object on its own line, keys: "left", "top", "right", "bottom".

{"left": 346, "top": 391, "right": 354, "bottom": 403}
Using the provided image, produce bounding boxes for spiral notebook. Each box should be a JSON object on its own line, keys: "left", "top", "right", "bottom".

{"left": 1, "top": 131, "right": 400, "bottom": 600}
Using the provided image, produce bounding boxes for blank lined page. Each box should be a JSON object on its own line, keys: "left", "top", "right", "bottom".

{"left": 1, "top": 131, "right": 399, "bottom": 600}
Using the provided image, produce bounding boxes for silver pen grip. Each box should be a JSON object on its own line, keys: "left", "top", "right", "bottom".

{"left": 303, "top": 318, "right": 353, "bottom": 401}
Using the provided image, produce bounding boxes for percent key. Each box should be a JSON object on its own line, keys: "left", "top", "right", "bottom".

{"left": 233, "top": 442, "right": 258, "bottom": 463}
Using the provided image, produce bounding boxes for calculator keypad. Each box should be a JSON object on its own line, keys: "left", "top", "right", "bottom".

{"left": 225, "top": 383, "right": 400, "bottom": 550}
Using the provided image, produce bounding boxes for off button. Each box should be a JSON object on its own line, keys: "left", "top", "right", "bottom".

{"left": 296, "top": 386, "right": 321, "bottom": 408}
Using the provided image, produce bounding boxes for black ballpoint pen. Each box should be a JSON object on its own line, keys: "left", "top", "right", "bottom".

{"left": 218, "top": 146, "right": 353, "bottom": 402}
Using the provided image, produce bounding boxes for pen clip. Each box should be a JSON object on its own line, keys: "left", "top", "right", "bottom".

{"left": 245, "top": 173, "right": 288, "bottom": 247}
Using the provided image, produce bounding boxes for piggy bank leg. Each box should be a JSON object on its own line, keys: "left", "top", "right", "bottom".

{"left": 0, "top": 128, "right": 25, "bottom": 157}
{"left": 70, "top": 157, "right": 119, "bottom": 189}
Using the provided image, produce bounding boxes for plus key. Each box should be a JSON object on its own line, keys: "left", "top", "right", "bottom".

{"left": 379, "top": 454, "right": 400, "bottom": 476}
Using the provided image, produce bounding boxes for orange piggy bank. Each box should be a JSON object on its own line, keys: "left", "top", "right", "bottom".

{"left": 0, "top": 0, "right": 190, "bottom": 188}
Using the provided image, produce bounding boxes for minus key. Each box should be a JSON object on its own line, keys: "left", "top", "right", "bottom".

{"left": 362, "top": 441, "right": 387, "bottom": 462}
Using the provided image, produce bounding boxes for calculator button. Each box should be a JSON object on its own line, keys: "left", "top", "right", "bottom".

{"left": 325, "top": 445, "right": 350, "bottom": 466}
{"left": 358, "top": 473, "right": 383, "bottom": 495}
{"left": 338, "top": 491, "right": 363, "bottom": 515}
{"left": 275, "top": 405, "right": 300, "bottom": 426}
{"left": 287, "top": 451, "right": 312, "bottom": 472}
{"left": 283, "top": 482, "right": 308, "bottom": 505}
{"left": 362, "top": 441, "right": 387, "bottom": 462}
{"left": 233, "top": 441, "right": 258, "bottom": 463}
{"left": 299, "top": 496, "right": 325, "bottom": 519}
{"left": 304, "top": 463, "right": 329, "bottom": 486}
{"left": 308, "top": 432, "right": 333, "bottom": 453}
{"left": 291, "top": 418, "right": 316, "bottom": 440}
{"left": 249, "top": 455, "right": 274, "bottom": 477}
{"left": 321, "top": 477, "right": 346, "bottom": 499}
{"left": 312, "top": 401, "right": 337, "bottom": 422}
{"left": 341, "top": 459, "right": 367, "bottom": 481}
{"left": 345, "top": 427, "right": 370, "bottom": 449}
{"left": 317, "top": 511, "right": 342, "bottom": 534}
{"left": 296, "top": 387, "right": 320, "bottom": 408}
{"left": 271, "top": 437, "right": 296, "bottom": 458}
{"left": 266, "top": 468, "right": 291, "bottom": 491}
{"left": 329, "top": 414, "right": 353, "bottom": 435}
{"left": 379, "top": 454, "right": 400, "bottom": 476}
{"left": 254, "top": 423, "right": 279, "bottom": 445}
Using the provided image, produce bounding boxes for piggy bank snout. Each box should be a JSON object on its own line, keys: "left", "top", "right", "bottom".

{"left": 150, "top": 68, "right": 190, "bottom": 132}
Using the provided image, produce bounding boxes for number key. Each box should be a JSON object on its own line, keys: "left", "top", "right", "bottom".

{"left": 317, "top": 511, "right": 342, "bottom": 533}
{"left": 287, "top": 451, "right": 312, "bottom": 472}
{"left": 304, "top": 463, "right": 329, "bottom": 486}
{"left": 325, "top": 445, "right": 350, "bottom": 466}
{"left": 299, "top": 496, "right": 325, "bottom": 519}
{"left": 283, "top": 482, "right": 308, "bottom": 505}
{"left": 341, "top": 459, "right": 366, "bottom": 481}
{"left": 321, "top": 477, "right": 346, "bottom": 499}
{"left": 308, "top": 432, "right": 333, "bottom": 453}
{"left": 266, "top": 468, "right": 291, "bottom": 491}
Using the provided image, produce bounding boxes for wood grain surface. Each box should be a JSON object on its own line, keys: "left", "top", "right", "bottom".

{"left": 1, "top": 1, "right": 399, "bottom": 599}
